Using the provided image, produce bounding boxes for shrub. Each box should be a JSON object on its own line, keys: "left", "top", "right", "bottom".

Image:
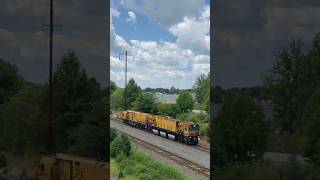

{"left": 110, "top": 134, "right": 131, "bottom": 157}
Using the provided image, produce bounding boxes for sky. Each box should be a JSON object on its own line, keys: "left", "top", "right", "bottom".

{"left": 213, "top": 0, "right": 320, "bottom": 88}
{"left": 2, "top": 1, "right": 320, "bottom": 89}
{"left": 110, "top": 0, "right": 210, "bottom": 89}
{"left": 0, "top": 0, "right": 108, "bottom": 85}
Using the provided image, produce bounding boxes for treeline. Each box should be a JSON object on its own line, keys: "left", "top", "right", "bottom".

{"left": 111, "top": 72, "right": 210, "bottom": 116}
{"left": 212, "top": 34, "right": 320, "bottom": 179}
{"left": 143, "top": 87, "right": 193, "bottom": 94}
{"left": 0, "top": 52, "right": 108, "bottom": 161}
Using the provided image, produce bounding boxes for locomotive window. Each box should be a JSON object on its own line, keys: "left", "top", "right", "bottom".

{"left": 188, "top": 124, "right": 199, "bottom": 131}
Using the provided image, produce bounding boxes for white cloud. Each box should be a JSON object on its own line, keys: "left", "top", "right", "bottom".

{"left": 110, "top": 1, "right": 210, "bottom": 88}
{"left": 121, "top": 0, "right": 206, "bottom": 27}
{"left": 169, "top": 5, "right": 210, "bottom": 54}
{"left": 127, "top": 11, "right": 137, "bottom": 24}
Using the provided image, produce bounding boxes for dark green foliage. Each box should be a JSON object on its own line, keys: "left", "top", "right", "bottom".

{"left": 0, "top": 84, "right": 47, "bottom": 154}
{"left": 125, "top": 78, "right": 141, "bottom": 109}
{"left": 110, "top": 128, "right": 118, "bottom": 143}
{"left": 263, "top": 40, "right": 313, "bottom": 133}
{"left": 213, "top": 93, "right": 268, "bottom": 167}
{"left": 0, "top": 154, "right": 7, "bottom": 168}
{"left": 110, "top": 80, "right": 117, "bottom": 95}
{"left": 214, "top": 160, "right": 320, "bottom": 180}
{"left": 132, "top": 93, "right": 157, "bottom": 113}
{"left": 110, "top": 134, "right": 131, "bottom": 157}
{"left": 157, "top": 103, "right": 180, "bottom": 118}
{"left": 176, "top": 91, "right": 194, "bottom": 113}
{"left": 53, "top": 52, "right": 102, "bottom": 152}
{"left": 0, "top": 59, "right": 25, "bottom": 105}
{"left": 303, "top": 87, "right": 320, "bottom": 167}
{"left": 67, "top": 99, "right": 108, "bottom": 161}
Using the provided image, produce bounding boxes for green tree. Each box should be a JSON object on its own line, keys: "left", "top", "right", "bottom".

{"left": 303, "top": 87, "right": 320, "bottom": 167}
{"left": 213, "top": 93, "right": 268, "bottom": 167}
{"left": 0, "top": 84, "right": 47, "bottom": 154}
{"left": 53, "top": 52, "right": 102, "bottom": 152}
{"left": 133, "top": 93, "right": 157, "bottom": 113}
{"left": 0, "top": 59, "right": 24, "bottom": 105}
{"left": 263, "top": 40, "right": 312, "bottom": 133}
{"left": 176, "top": 91, "right": 194, "bottom": 113}
{"left": 110, "top": 80, "right": 117, "bottom": 95}
{"left": 68, "top": 99, "right": 108, "bottom": 161}
{"left": 110, "top": 88, "right": 124, "bottom": 110}
{"left": 110, "top": 134, "right": 131, "bottom": 157}
{"left": 193, "top": 73, "right": 210, "bottom": 104}
{"left": 125, "top": 78, "right": 141, "bottom": 109}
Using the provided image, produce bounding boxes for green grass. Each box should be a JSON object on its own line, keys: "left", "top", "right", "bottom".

{"left": 111, "top": 148, "right": 193, "bottom": 180}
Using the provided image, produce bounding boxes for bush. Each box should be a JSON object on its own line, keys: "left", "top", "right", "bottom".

{"left": 110, "top": 128, "right": 118, "bottom": 143}
{"left": 110, "top": 134, "right": 131, "bottom": 157}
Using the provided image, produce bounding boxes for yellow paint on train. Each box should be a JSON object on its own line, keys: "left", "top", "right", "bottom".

{"left": 37, "top": 153, "right": 108, "bottom": 180}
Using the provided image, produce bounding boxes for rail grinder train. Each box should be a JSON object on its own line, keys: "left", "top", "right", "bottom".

{"left": 119, "top": 110, "right": 200, "bottom": 145}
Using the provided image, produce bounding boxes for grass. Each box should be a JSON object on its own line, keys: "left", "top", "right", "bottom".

{"left": 111, "top": 148, "right": 193, "bottom": 180}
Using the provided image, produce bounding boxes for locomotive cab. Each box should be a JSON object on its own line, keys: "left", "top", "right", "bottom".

{"left": 183, "top": 123, "right": 200, "bottom": 145}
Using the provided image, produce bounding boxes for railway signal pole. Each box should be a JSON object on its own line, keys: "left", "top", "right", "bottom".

{"left": 119, "top": 51, "right": 134, "bottom": 110}
{"left": 42, "top": 0, "right": 61, "bottom": 153}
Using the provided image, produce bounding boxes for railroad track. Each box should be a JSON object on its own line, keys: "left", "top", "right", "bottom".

{"left": 127, "top": 134, "right": 210, "bottom": 178}
{"left": 111, "top": 118, "right": 210, "bottom": 154}
{"left": 192, "top": 145, "right": 210, "bottom": 153}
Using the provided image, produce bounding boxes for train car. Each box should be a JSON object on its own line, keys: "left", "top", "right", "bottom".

{"left": 37, "top": 153, "right": 108, "bottom": 180}
{"left": 120, "top": 110, "right": 200, "bottom": 145}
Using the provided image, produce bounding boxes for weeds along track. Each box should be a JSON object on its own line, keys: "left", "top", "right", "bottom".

{"left": 114, "top": 123, "right": 210, "bottom": 178}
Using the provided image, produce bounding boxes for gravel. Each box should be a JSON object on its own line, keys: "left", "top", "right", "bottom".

{"left": 110, "top": 120, "right": 210, "bottom": 169}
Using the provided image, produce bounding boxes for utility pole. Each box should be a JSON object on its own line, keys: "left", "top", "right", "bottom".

{"left": 119, "top": 50, "right": 134, "bottom": 110}
{"left": 42, "top": 0, "right": 61, "bottom": 153}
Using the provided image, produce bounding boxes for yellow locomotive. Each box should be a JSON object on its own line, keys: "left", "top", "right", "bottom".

{"left": 120, "top": 110, "right": 200, "bottom": 145}
{"left": 37, "top": 153, "right": 108, "bottom": 180}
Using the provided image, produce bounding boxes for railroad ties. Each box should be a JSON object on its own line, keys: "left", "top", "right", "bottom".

{"left": 130, "top": 136, "right": 210, "bottom": 178}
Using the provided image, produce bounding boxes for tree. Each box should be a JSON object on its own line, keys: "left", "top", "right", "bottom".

{"left": 68, "top": 99, "right": 108, "bottom": 161}
{"left": 157, "top": 103, "right": 179, "bottom": 118}
{"left": 0, "top": 59, "right": 24, "bottom": 105}
{"left": 0, "top": 84, "right": 47, "bottom": 154}
{"left": 303, "top": 87, "right": 320, "bottom": 167}
{"left": 110, "top": 80, "right": 117, "bottom": 95}
{"left": 110, "top": 134, "right": 131, "bottom": 157}
{"left": 213, "top": 93, "right": 268, "bottom": 167}
{"left": 133, "top": 93, "right": 157, "bottom": 114}
{"left": 193, "top": 73, "right": 210, "bottom": 104}
{"left": 125, "top": 78, "right": 141, "bottom": 109}
{"left": 53, "top": 52, "right": 102, "bottom": 151}
{"left": 176, "top": 91, "right": 194, "bottom": 113}
{"left": 111, "top": 88, "right": 124, "bottom": 110}
{"left": 263, "top": 40, "right": 311, "bottom": 133}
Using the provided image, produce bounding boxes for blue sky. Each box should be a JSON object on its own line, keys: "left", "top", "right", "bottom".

{"left": 110, "top": 0, "right": 210, "bottom": 89}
